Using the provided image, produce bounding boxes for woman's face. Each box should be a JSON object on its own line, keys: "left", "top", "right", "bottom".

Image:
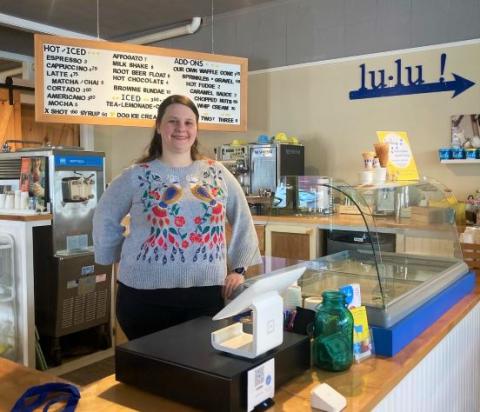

{"left": 157, "top": 103, "right": 198, "bottom": 156}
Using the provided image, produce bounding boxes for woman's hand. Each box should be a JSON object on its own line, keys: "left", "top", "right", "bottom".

{"left": 222, "top": 272, "right": 245, "bottom": 299}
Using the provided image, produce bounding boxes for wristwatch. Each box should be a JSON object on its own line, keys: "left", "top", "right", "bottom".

{"left": 233, "top": 267, "right": 246, "bottom": 275}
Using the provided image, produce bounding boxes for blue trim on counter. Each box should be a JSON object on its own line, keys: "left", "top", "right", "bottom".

{"left": 371, "top": 271, "right": 476, "bottom": 357}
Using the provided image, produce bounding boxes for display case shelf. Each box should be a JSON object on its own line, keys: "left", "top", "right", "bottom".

{"left": 440, "top": 159, "right": 480, "bottom": 164}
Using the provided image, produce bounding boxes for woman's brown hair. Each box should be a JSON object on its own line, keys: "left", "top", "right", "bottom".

{"left": 136, "top": 95, "right": 200, "bottom": 163}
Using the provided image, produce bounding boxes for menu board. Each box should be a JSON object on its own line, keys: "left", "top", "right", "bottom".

{"left": 34, "top": 34, "right": 248, "bottom": 131}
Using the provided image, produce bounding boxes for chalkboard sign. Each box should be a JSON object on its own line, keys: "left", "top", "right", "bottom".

{"left": 34, "top": 34, "right": 248, "bottom": 131}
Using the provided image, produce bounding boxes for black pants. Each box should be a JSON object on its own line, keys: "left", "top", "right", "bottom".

{"left": 116, "top": 282, "right": 224, "bottom": 340}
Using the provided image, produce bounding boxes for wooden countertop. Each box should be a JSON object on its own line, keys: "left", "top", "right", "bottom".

{"left": 252, "top": 213, "right": 454, "bottom": 234}
{"left": 281, "top": 279, "right": 480, "bottom": 411}
{"left": 2, "top": 278, "right": 478, "bottom": 411}
{"left": 0, "top": 213, "right": 52, "bottom": 222}
{"left": 0, "top": 358, "right": 66, "bottom": 409}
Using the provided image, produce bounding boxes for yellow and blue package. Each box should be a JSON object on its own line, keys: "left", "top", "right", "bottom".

{"left": 350, "top": 306, "right": 373, "bottom": 362}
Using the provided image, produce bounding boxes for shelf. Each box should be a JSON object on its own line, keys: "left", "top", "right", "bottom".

{"left": 440, "top": 159, "right": 480, "bottom": 164}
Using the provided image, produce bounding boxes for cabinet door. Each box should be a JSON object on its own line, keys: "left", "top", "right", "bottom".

{"left": 255, "top": 224, "right": 265, "bottom": 255}
{"left": 265, "top": 224, "right": 319, "bottom": 260}
{"left": 225, "top": 223, "right": 265, "bottom": 255}
{"left": 396, "top": 234, "right": 456, "bottom": 257}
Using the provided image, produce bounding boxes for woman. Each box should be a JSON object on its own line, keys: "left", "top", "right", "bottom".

{"left": 93, "top": 95, "right": 261, "bottom": 340}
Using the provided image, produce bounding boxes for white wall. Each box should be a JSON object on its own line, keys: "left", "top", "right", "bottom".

{"left": 202, "top": 40, "right": 480, "bottom": 200}
{"left": 94, "top": 124, "right": 151, "bottom": 182}
{"left": 95, "top": 40, "right": 480, "bottom": 200}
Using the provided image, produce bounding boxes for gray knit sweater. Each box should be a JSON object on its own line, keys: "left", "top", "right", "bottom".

{"left": 93, "top": 159, "right": 261, "bottom": 289}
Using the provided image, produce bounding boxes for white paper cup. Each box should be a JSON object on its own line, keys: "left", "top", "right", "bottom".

{"left": 20, "top": 191, "right": 29, "bottom": 209}
{"left": 14, "top": 190, "right": 21, "bottom": 209}
{"left": 358, "top": 170, "right": 374, "bottom": 185}
{"left": 373, "top": 167, "right": 387, "bottom": 183}
{"left": 5, "top": 193, "right": 14, "bottom": 209}
{"left": 284, "top": 285, "right": 303, "bottom": 311}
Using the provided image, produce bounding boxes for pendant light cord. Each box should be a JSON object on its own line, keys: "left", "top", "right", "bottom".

{"left": 96, "top": 0, "right": 100, "bottom": 39}
{"left": 211, "top": 0, "right": 214, "bottom": 54}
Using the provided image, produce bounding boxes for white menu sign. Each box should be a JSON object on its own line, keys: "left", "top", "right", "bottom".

{"left": 34, "top": 34, "right": 248, "bottom": 131}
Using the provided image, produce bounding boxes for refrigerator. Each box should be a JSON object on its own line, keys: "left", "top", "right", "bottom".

{"left": 0, "top": 233, "right": 18, "bottom": 362}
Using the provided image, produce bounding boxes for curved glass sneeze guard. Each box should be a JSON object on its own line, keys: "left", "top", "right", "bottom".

{"left": 271, "top": 176, "right": 388, "bottom": 308}
{"left": 244, "top": 176, "right": 467, "bottom": 324}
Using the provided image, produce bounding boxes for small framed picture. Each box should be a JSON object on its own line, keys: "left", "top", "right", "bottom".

{"left": 451, "top": 114, "right": 480, "bottom": 148}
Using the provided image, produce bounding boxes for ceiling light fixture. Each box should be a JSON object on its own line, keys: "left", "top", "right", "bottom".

{"left": 125, "top": 17, "right": 202, "bottom": 45}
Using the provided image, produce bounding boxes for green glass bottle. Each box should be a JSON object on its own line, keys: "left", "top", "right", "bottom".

{"left": 312, "top": 290, "right": 354, "bottom": 371}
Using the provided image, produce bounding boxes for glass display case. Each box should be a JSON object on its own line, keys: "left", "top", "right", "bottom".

{"left": 248, "top": 176, "right": 469, "bottom": 328}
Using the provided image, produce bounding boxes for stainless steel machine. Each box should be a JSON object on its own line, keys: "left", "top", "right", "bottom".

{"left": 216, "top": 142, "right": 305, "bottom": 214}
{"left": 0, "top": 147, "right": 112, "bottom": 365}
{"left": 215, "top": 144, "right": 250, "bottom": 194}
{"left": 248, "top": 143, "right": 304, "bottom": 195}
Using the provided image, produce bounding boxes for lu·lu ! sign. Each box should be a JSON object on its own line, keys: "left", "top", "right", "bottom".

{"left": 349, "top": 53, "right": 475, "bottom": 100}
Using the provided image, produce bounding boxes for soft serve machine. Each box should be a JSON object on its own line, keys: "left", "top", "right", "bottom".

{"left": 0, "top": 147, "right": 111, "bottom": 365}
{"left": 216, "top": 141, "right": 305, "bottom": 213}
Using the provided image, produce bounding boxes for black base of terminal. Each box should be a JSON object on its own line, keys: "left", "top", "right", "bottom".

{"left": 115, "top": 316, "right": 310, "bottom": 412}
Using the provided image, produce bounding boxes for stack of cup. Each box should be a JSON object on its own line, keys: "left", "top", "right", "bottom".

{"left": 359, "top": 144, "right": 389, "bottom": 185}
{"left": 5, "top": 192, "right": 14, "bottom": 209}
{"left": 14, "top": 190, "right": 21, "bottom": 209}
{"left": 284, "top": 285, "right": 303, "bottom": 311}
{"left": 20, "top": 191, "right": 29, "bottom": 209}
{"left": 359, "top": 151, "right": 376, "bottom": 184}
{"left": 359, "top": 142, "right": 392, "bottom": 185}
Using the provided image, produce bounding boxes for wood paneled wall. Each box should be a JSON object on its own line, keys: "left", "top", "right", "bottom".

{"left": 0, "top": 93, "right": 80, "bottom": 150}
{"left": 21, "top": 104, "right": 80, "bottom": 148}
{"left": 0, "top": 89, "right": 22, "bottom": 144}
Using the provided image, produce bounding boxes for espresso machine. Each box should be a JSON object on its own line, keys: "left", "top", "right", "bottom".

{"left": 248, "top": 143, "right": 304, "bottom": 196}
{"left": 216, "top": 141, "right": 305, "bottom": 214}
{"left": 0, "top": 147, "right": 112, "bottom": 365}
{"left": 215, "top": 144, "right": 250, "bottom": 194}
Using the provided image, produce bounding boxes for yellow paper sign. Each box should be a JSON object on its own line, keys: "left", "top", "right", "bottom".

{"left": 351, "top": 306, "right": 373, "bottom": 361}
{"left": 376, "top": 131, "right": 419, "bottom": 181}
{"left": 351, "top": 306, "right": 370, "bottom": 342}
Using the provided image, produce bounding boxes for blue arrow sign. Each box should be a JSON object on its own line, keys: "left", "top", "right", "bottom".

{"left": 350, "top": 73, "right": 475, "bottom": 100}
{"left": 349, "top": 53, "right": 475, "bottom": 100}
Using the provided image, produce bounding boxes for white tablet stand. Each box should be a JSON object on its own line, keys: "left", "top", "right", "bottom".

{"left": 211, "top": 266, "right": 306, "bottom": 359}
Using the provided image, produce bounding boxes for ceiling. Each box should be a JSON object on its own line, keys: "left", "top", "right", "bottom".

{"left": 0, "top": 0, "right": 274, "bottom": 40}
{"left": 0, "top": 0, "right": 276, "bottom": 73}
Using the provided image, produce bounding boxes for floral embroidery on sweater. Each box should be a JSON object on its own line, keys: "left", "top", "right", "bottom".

{"left": 136, "top": 161, "right": 226, "bottom": 265}
{"left": 189, "top": 162, "right": 226, "bottom": 262}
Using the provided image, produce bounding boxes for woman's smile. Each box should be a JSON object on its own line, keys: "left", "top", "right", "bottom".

{"left": 157, "top": 103, "right": 197, "bottom": 155}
